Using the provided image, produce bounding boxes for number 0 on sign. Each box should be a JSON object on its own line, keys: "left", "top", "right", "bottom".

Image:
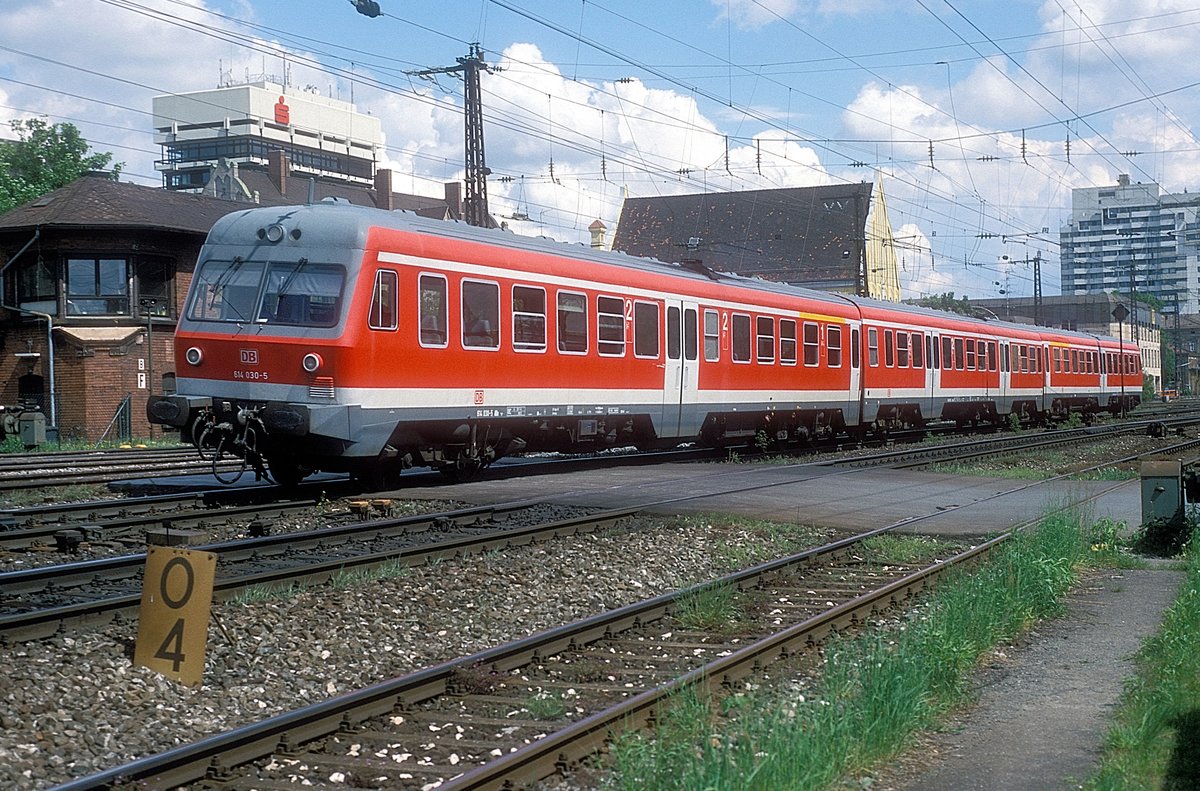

{"left": 133, "top": 546, "right": 217, "bottom": 686}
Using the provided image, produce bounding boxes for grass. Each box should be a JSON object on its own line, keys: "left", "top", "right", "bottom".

{"left": 603, "top": 508, "right": 1115, "bottom": 791}
{"left": 523, "top": 691, "right": 569, "bottom": 720}
{"left": 228, "top": 560, "right": 412, "bottom": 604}
{"left": 1084, "top": 517, "right": 1200, "bottom": 790}
{"left": 673, "top": 583, "right": 747, "bottom": 635}
{"left": 671, "top": 513, "right": 827, "bottom": 573}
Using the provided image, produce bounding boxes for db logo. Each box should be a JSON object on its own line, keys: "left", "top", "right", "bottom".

{"left": 474, "top": 390, "right": 485, "bottom": 405}
{"left": 240, "top": 349, "right": 259, "bottom": 365}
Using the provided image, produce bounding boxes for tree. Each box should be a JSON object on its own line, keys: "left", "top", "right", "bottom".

{"left": 912, "top": 292, "right": 977, "bottom": 317}
{"left": 0, "top": 119, "right": 123, "bottom": 214}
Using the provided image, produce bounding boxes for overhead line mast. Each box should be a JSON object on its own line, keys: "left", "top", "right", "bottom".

{"left": 411, "top": 44, "right": 498, "bottom": 228}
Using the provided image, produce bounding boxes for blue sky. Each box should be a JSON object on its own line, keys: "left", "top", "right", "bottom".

{"left": 3, "top": 0, "right": 1199, "bottom": 301}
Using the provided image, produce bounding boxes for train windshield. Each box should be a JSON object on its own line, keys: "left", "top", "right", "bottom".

{"left": 188, "top": 258, "right": 345, "bottom": 327}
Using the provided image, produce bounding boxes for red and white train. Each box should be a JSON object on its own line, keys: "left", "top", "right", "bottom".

{"left": 147, "top": 200, "right": 1143, "bottom": 485}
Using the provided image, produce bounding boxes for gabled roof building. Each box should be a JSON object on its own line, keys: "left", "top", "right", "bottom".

{"left": 611, "top": 182, "right": 897, "bottom": 298}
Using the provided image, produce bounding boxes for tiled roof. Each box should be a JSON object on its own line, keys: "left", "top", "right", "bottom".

{"left": 0, "top": 172, "right": 246, "bottom": 234}
{"left": 612, "top": 183, "right": 871, "bottom": 284}
{"left": 0, "top": 166, "right": 463, "bottom": 235}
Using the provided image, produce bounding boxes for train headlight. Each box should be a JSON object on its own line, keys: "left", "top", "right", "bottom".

{"left": 302, "top": 352, "right": 323, "bottom": 373}
{"left": 185, "top": 347, "right": 204, "bottom": 366}
{"left": 264, "top": 223, "right": 285, "bottom": 243}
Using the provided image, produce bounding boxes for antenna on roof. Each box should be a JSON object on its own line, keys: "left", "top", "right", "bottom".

{"left": 307, "top": 178, "right": 316, "bottom": 205}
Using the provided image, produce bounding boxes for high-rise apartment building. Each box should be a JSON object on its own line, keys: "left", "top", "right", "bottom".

{"left": 1060, "top": 174, "right": 1200, "bottom": 314}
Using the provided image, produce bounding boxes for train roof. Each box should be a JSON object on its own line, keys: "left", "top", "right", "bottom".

{"left": 210, "top": 200, "right": 1129, "bottom": 348}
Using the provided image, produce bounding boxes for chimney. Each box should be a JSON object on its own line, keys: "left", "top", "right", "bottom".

{"left": 588, "top": 219, "right": 607, "bottom": 249}
{"left": 268, "top": 150, "right": 289, "bottom": 197}
{"left": 444, "top": 181, "right": 463, "bottom": 219}
{"left": 1117, "top": 173, "right": 1130, "bottom": 187}
{"left": 374, "top": 168, "right": 394, "bottom": 211}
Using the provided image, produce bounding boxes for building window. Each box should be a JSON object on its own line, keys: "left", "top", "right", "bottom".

{"left": 15, "top": 256, "right": 57, "bottom": 315}
{"left": 66, "top": 257, "right": 129, "bottom": 315}
{"left": 136, "top": 257, "right": 173, "bottom": 317}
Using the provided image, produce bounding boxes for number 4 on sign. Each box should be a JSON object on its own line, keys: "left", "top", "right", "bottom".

{"left": 134, "top": 547, "right": 217, "bottom": 686}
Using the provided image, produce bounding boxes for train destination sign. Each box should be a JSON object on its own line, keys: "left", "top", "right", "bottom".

{"left": 133, "top": 546, "right": 217, "bottom": 686}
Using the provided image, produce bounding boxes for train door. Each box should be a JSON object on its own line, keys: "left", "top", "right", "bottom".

{"left": 926, "top": 333, "right": 941, "bottom": 418}
{"left": 847, "top": 324, "right": 862, "bottom": 425}
{"left": 662, "top": 301, "right": 700, "bottom": 437}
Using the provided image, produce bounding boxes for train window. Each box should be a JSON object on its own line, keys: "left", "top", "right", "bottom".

{"left": 684, "top": 308, "right": 698, "bottom": 361}
{"left": 941, "top": 337, "right": 952, "bottom": 370}
{"left": 883, "top": 329, "right": 894, "bottom": 367}
{"left": 897, "top": 332, "right": 909, "bottom": 367}
{"left": 703, "top": 310, "right": 720, "bottom": 361}
{"left": 557, "top": 291, "right": 588, "bottom": 354}
{"left": 1070, "top": 349, "right": 1078, "bottom": 373}
{"left": 597, "top": 296, "right": 626, "bottom": 356}
{"left": 954, "top": 338, "right": 965, "bottom": 370}
{"left": 851, "top": 327, "right": 860, "bottom": 369}
{"left": 780, "top": 319, "right": 797, "bottom": 365}
{"left": 757, "top": 317, "right": 776, "bottom": 364}
{"left": 732, "top": 313, "right": 752, "bottom": 363}
{"left": 634, "top": 301, "right": 660, "bottom": 358}
{"left": 1052, "top": 347, "right": 1061, "bottom": 373}
{"left": 987, "top": 341, "right": 997, "bottom": 371}
{"left": 418, "top": 275, "right": 448, "bottom": 347}
{"left": 369, "top": 270, "right": 398, "bottom": 331}
{"left": 257, "top": 260, "right": 344, "bottom": 327}
{"left": 931, "top": 335, "right": 939, "bottom": 369}
{"left": 965, "top": 339, "right": 976, "bottom": 371}
{"left": 828, "top": 325, "right": 842, "bottom": 367}
{"left": 189, "top": 258, "right": 263, "bottom": 322}
{"left": 868, "top": 327, "right": 879, "bottom": 367}
{"left": 667, "top": 306, "right": 681, "bottom": 360}
{"left": 911, "top": 332, "right": 923, "bottom": 368}
{"left": 512, "top": 285, "right": 547, "bottom": 352}
{"left": 804, "top": 322, "right": 820, "bottom": 366}
{"left": 462, "top": 280, "right": 500, "bottom": 349}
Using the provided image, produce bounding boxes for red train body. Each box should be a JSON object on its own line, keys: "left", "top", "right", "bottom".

{"left": 146, "top": 201, "right": 1143, "bottom": 485}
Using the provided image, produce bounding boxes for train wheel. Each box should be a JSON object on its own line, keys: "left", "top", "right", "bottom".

{"left": 438, "top": 456, "right": 484, "bottom": 481}
{"left": 268, "top": 456, "right": 309, "bottom": 488}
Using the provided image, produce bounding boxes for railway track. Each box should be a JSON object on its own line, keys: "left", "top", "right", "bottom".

{"left": 0, "top": 444, "right": 248, "bottom": 491}
{"left": 0, "top": 503, "right": 625, "bottom": 642}
{"left": 6, "top": 426, "right": 1196, "bottom": 643}
{"left": 14, "top": 420, "right": 1195, "bottom": 787}
{"left": 46, "top": 517, "right": 991, "bottom": 791}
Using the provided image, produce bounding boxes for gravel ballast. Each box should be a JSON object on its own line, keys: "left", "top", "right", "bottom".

{"left": 0, "top": 515, "right": 833, "bottom": 790}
